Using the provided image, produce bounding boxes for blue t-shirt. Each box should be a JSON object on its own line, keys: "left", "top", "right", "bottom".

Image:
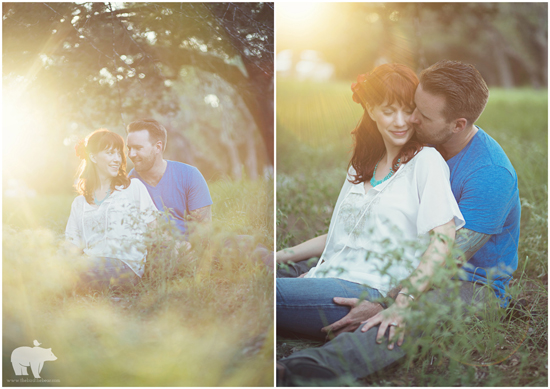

{"left": 446, "top": 127, "right": 521, "bottom": 306}
{"left": 129, "top": 161, "right": 213, "bottom": 235}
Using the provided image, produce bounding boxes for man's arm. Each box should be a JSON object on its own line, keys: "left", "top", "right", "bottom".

{"left": 386, "top": 227, "right": 490, "bottom": 299}
{"left": 454, "top": 227, "right": 491, "bottom": 264}
{"left": 188, "top": 205, "right": 212, "bottom": 224}
{"left": 324, "top": 227, "right": 491, "bottom": 337}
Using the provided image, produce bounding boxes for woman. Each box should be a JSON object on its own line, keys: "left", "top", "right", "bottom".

{"left": 276, "top": 63, "right": 465, "bottom": 348}
{"left": 65, "top": 129, "right": 158, "bottom": 291}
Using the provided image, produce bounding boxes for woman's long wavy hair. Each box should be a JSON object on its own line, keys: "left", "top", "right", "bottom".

{"left": 349, "top": 63, "right": 424, "bottom": 184}
{"left": 75, "top": 129, "right": 131, "bottom": 204}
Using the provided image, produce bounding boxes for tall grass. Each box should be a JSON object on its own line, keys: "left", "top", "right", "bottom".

{"left": 276, "top": 80, "right": 547, "bottom": 386}
{"left": 3, "top": 177, "right": 274, "bottom": 386}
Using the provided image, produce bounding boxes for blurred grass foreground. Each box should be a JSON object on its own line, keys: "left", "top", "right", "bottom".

{"left": 276, "top": 80, "right": 548, "bottom": 386}
{"left": 3, "top": 177, "right": 274, "bottom": 386}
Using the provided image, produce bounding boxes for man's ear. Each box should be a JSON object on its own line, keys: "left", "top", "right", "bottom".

{"left": 453, "top": 118, "right": 468, "bottom": 134}
{"left": 155, "top": 141, "right": 164, "bottom": 152}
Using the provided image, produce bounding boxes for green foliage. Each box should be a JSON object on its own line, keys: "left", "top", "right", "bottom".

{"left": 276, "top": 81, "right": 548, "bottom": 386}
{"left": 3, "top": 178, "right": 273, "bottom": 386}
{"left": 2, "top": 2, "right": 273, "bottom": 195}
{"left": 3, "top": 194, "right": 75, "bottom": 235}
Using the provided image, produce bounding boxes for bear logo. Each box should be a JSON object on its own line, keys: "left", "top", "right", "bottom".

{"left": 11, "top": 340, "right": 57, "bottom": 378}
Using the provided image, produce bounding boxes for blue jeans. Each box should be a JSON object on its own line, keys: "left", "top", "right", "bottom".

{"left": 78, "top": 257, "right": 139, "bottom": 292}
{"left": 281, "top": 280, "right": 498, "bottom": 380}
{"left": 277, "top": 277, "right": 383, "bottom": 339}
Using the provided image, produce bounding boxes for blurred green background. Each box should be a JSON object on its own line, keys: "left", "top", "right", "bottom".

{"left": 277, "top": 3, "right": 546, "bottom": 87}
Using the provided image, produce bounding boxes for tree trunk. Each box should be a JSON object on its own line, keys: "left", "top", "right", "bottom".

{"left": 488, "top": 29, "right": 515, "bottom": 88}
{"left": 245, "top": 123, "right": 258, "bottom": 180}
{"left": 413, "top": 3, "right": 428, "bottom": 72}
{"left": 226, "top": 137, "right": 242, "bottom": 180}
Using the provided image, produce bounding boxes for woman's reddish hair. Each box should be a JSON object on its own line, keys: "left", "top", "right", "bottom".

{"left": 75, "top": 129, "right": 131, "bottom": 204}
{"left": 349, "top": 63, "right": 424, "bottom": 184}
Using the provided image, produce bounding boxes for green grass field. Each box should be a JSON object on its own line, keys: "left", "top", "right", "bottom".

{"left": 3, "top": 178, "right": 274, "bottom": 386}
{"left": 276, "top": 80, "right": 548, "bottom": 386}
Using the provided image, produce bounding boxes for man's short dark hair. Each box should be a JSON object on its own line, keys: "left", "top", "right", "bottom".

{"left": 126, "top": 118, "right": 168, "bottom": 151}
{"left": 419, "top": 60, "right": 489, "bottom": 125}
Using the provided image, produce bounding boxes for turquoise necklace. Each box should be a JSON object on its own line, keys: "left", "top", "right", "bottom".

{"left": 370, "top": 157, "right": 401, "bottom": 187}
{"left": 94, "top": 188, "right": 112, "bottom": 206}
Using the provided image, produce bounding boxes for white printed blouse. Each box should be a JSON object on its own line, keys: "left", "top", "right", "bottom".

{"left": 305, "top": 147, "right": 465, "bottom": 295}
{"left": 65, "top": 178, "right": 158, "bottom": 277}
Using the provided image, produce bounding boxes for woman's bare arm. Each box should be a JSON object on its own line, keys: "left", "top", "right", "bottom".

{"left": 276, "top": 234, "right": 327, "bottom": 264}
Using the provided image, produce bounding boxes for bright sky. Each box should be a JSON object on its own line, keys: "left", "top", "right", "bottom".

{"left": 276, "top": 2, "right": 341, "bottom": 52}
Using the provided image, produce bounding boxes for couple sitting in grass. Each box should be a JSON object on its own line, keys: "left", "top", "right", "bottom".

{"left": 65, "top": 118, "right": 272, "bottom": 292}
{"left": 276, "top": 60, "right": 521, "bottom": 385}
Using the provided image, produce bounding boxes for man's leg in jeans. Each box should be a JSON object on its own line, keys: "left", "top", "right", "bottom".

{"left": 276, "top": 257, "right": 320, "bottom": 278}
{"left": 279, "top": 281, "right": 498, "bottom": 381}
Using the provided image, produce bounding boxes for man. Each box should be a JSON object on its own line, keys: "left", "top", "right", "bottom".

{"left": 277, "top": 60, "right": 521, "bottom": 384}
{"left": 126, "top": 118, "right": 213, "bottom": 237}
{"left": 127, "top": 118, "right": 274, "bottom": 270}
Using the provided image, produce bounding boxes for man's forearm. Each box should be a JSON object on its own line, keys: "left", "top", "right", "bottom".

{"left": 454, "top": 228, "right": 490, "bottom": 264}
{"left": 186, "top": 205, "right": 212, "bottom": 248}
{"left": 387, "top": 227, "right": 491, "bottom": 300}
{"left": 188, "top": 205, "right": 212, "bottom": 223}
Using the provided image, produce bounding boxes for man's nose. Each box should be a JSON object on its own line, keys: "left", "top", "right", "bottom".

{"left": 128, "top": 149, "right": 135, "bottom": 158}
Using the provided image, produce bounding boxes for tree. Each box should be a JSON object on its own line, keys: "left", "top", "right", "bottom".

{"left": 277, "top": 3, "right": 547, "bottom": 88}
{"left": 2, "top": 2, "right": 274, "bottom": 163}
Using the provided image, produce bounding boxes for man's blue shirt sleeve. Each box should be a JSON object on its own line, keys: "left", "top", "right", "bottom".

{"left": 186, "top": 167, "right": 213, "bottom": 212}
{"left": 457, "top": 165, "right": 516, "bottom": 235}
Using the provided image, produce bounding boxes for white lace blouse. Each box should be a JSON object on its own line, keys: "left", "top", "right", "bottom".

{"left": 305, "top": 147, "right": 465, "bottom": 295}
{"left": 65, "top": 178, "right": 158, "bottom": 277}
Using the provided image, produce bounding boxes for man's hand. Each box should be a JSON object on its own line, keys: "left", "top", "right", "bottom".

{"left": 172, "top": 240, "right": 192, "bottom": 257}
{"left": 321, "top": 298, "right": 384, "bottom": 338}
{"left": 188, "top": 205, "right": 212, "bottom": 223}
{"left": 361, "top": 295, "right": 410, "bottom": 350}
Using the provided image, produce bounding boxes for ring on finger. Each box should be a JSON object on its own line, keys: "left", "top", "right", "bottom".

{"left": 388, "top": 322, "right": 398, "bottom": 327}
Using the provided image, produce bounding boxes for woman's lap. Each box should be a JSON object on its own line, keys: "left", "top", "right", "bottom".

{"left": 277, "top": 277, "right": 382, "bottom": 339}
{"left": 78, "top": 256, "right": 139, "bottom": 291}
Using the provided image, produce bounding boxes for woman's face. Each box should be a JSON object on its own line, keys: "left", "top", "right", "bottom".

{"left": 367, "top": 102, "right": 414, "bottom": 150}
{"left": 91, "top": 147, "right": 122, "bottom": 179}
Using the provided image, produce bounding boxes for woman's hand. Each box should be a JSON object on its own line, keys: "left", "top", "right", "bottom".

{"left": 360, "top": 295, "right": 410, "bottom": 350}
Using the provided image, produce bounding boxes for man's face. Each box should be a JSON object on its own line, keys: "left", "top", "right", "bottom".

{"left": 409, "top": 84, "right": 455, "bottom": 145}
{"left": 127, "top": 130, "right": 159, "bottom": 173}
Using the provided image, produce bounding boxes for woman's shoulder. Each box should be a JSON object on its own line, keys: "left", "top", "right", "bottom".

{"left": 417, "top": 146, "right": 442, "bottom": 158}
{"left": 71, "top": 194, "right": 85, "bottom": 204}
{"left": 118, "top": 178, "right": 146, "bottom": 191}
{"left": 412, "top": 146, "right": 446, "bottom": 166}
{"left": 411, "top": 146, "right": 451, "bottom": 181}
{"left": 69, "top": 194, "right": 86, "bottom": 211}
